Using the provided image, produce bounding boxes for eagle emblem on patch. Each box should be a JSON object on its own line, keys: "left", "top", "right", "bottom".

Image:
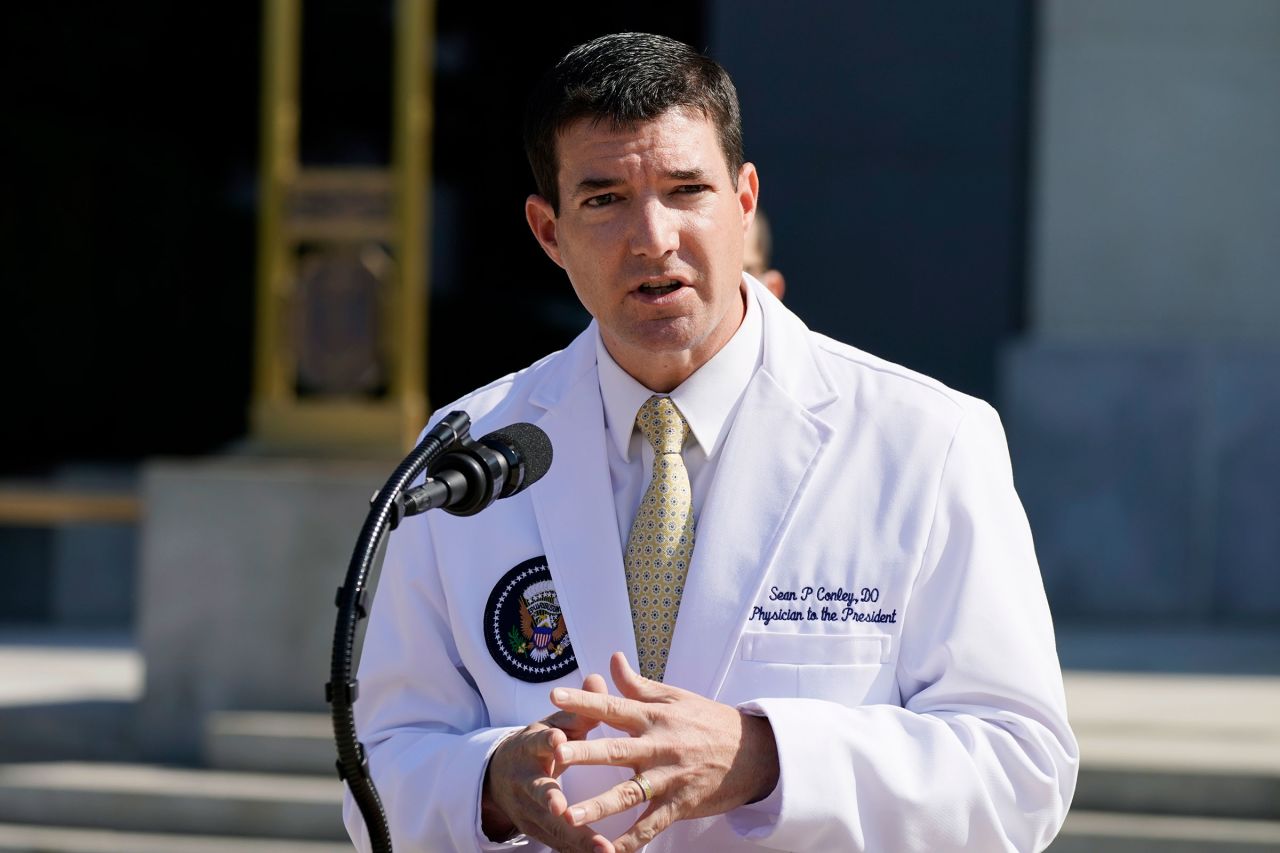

{"left": 484, "top": 556, "right": 578, "bottom": 682}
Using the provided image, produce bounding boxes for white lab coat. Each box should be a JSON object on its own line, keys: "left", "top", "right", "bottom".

{"left": 344, "top": 279, "right": 1078, "bottom": 852}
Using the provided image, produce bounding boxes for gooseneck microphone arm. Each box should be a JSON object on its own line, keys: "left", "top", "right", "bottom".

{"left": 328, "top": 412, "right": 554, "bottom": 853}
{"left": 328, "top": 411, "right": 469, "bottom": 853}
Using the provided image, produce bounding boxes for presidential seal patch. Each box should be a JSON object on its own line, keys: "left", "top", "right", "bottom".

{"left": 484, "top": 556, "right": 577, "bottom": 682}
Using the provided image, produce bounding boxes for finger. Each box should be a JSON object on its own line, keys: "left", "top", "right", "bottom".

{"left": 524, "top": 813, "right": 613, "bottom": 853}
{"left": 537, "top": 725, "right": 567, "bottom": 760}
{"left": 542, "top": 776, "right": 568, "bottom": 817}
{"left": 525, "top": 777, "right": 614, "bottom": 853}
{"left": 612, "top": 800, "right": 679, "bottom": 853}
{"left": 530, "top": 819, "right": 614, "bottom": 853}
{"left": 544, "top": 707, "right": 600, "bottom": 742}
{"left": 494, "top": 725, "right": 562, "bottom": 777}
{"left": 550, "top": 687, "right": 648, "bottom": 733}
{"left": 543, "top": 673, "right": 611, "bottom": 739}
{"left": 563, "top": 773, "right": 660, "bottom": 827}
{"left": 610, "top": 652, "right": 673, "bottom": 703}
{"left": 555, "top": 735, "right": 651, "bottom": 769}
{"left": 518, "top": 726, "right": 567, "bottom": 779}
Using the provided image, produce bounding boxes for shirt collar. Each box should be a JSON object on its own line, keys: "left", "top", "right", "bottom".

{"left": 596, "top": 279, "right": 764, "bottom": 462}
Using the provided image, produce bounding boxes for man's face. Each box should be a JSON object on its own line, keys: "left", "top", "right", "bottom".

{"left": 526, "top": 109, "right": 758, "bottom": 390}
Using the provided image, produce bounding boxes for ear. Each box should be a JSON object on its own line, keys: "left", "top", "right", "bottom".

{"left": 525, "top": 194, "right": 565, "bottom": 269}
{"left": 736, "top": 162, "right": 760, "bottom": 233}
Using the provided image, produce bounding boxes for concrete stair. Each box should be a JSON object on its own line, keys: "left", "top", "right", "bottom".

{"left": 0, "top": 631, "right": 353, "bottom": 851}
{"left": 196, "top": 699, "right": 1280, "bottom": 852}
{"left": 0, "top": 763, "right": 345, "bottom": 842}
{"left": 203, "top": 711, "right": 335, "bottom": 776}
{"left": 0, "top": 633, "right": 356, "bottom": 851}
{"left": 3, "top": 634, "right": 1280, "bottom": 851}
{"left": 1052, "top": 811, "right": 1280, "bottom": 852}
{"left": 1074, "top": 756, "right": 1280, "bottom": 820}
{"left": 0, "top": 823, "right": 351, "bottom": 853}
{"left": 1046, "top": 671, "right": 1280, "bottom": 851}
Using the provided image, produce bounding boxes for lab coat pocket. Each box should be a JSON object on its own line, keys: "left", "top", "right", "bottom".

{"left": 740, "top": 631, "right": 889, "bottom": 666}
{"left": 730, "top": 631, "right": 894, "bottom": 708}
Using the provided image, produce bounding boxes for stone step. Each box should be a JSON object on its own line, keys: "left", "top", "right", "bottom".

{"left": 208, "top": 710, "right": 1280, "bottom": 818}
{"left": 0, "top": 823, "right": 351, "bottom": 853}
{"left": 0, "top": 633, "right": 143, "bottom": 765}
{"left": 0, "top": 702, "right": 138, "bottom": 765}
{"left": 1067, "top": 670, "right": 1280, "bottom": 821}
{"left": 1075, "top": 755, "right": 1280, "bottom": 821}
{"left": 1073, "top": 708, "right": 1280, "bottom": 820}
{"left": 203, "top": 712, "right": 335, "bottom": 776}
{"left": 1049, "top": 810, "right": 1280, "bottom": 853}
{"left": 202, "top": 703, "right": 1280, "bottom": 823}
{"left": 0, "top": 763, "right": 344, "bottom": 841}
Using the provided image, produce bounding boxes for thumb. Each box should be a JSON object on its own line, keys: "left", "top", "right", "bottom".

{"left": 610, "top": 651, "right": 669, "bottom": 702}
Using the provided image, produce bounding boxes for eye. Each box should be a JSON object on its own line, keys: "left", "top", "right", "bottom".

{"left": 584, "top": 193, "right": 618, "bottom": 208}
{"left": 675, "top": 184, "right": 710, "bottom": 195}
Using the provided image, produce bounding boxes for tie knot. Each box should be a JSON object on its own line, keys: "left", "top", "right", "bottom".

{"left": 636, "top": 395, "right": 689, "bottom": 455}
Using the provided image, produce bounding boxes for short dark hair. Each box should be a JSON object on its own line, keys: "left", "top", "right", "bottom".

{"left": 523, "top": 32, "right": 744, "bottom": 213}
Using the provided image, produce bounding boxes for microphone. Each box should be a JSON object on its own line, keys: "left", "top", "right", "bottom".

{"left": 401, "top": 422, "right": 553, "bottom": 518}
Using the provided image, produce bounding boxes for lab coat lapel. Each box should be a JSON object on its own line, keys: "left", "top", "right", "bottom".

{"left": 528, "top": 329, "right": 637, "bottom": 683}
{"left": 663, "top": 286, "right": 837, "bottom": 697}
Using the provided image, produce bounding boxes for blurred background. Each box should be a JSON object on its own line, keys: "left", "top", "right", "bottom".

{"left": 1, "top": 1, "right": 1277, "bottom": 851}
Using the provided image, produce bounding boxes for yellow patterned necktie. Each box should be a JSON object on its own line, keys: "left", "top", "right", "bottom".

{"left": 624, "top": 395, "right": 696, "bottom": 682}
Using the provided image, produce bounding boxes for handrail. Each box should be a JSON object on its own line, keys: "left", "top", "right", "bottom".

{"left": 0, "top": 487, "right": 140, "bottom": 526}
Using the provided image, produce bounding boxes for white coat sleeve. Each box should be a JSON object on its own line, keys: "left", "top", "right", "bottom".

{"left": 730, "top": 401, "right": 1079, "bottom": 852}
{"left": 341, "top": 510, "right": 523, "bottom": 852}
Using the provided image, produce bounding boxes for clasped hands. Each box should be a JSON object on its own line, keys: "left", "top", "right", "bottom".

{"left": 482, "top": 652, "right": 779, "bottom": 853}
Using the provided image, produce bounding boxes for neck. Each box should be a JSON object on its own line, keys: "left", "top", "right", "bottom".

{"left": 606, "top": 287, "right": 747, "bottom": 393}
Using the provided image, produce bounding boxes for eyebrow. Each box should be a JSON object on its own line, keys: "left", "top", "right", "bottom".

{"left": 569, "top": 168, "right": 713, "bottom": 200}
{"left": 572, "top": 177, "right": 621, "bottom": 197}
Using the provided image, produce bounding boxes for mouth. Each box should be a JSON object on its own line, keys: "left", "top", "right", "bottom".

{"left": 637, "top": 280, "right": 684, "bottom": 297}
{"left": 633, "top": 271, "right": 696, "bottom": 301}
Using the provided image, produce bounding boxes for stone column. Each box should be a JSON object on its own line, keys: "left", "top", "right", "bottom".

{"left": 1003, "top": 0, "right": 1280, "bottom": 623}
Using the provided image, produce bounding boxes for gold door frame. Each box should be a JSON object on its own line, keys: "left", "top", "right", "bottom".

{"left": 252, "top": 0, "right": 432, "bottom": 453}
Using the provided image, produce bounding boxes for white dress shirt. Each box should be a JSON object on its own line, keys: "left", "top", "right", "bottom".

{"left": 595, "top": 281, "right": 764, "bottom": 551}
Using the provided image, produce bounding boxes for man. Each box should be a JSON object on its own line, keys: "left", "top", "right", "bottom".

{"left": 743, "top": 208, "right": 785, "bottom": 301}
{"left": 344, "top": 32, "right": 1077, "bottom": 853}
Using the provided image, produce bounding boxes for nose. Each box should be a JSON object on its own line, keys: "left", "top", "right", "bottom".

{"left": 628, "top": 197, "right": 680, "bottom": 258}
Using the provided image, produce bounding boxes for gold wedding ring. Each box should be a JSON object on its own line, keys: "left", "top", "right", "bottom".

{"left": 631, "top": 773, "right": 655, "bottom": 802}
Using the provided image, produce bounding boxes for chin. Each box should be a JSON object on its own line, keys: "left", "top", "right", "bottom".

{"left": 626, "top": 320, "right": 703, "bottom": 353}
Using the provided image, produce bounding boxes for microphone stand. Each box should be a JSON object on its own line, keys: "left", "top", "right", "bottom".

{"left": 327, "top": 410, "right": 472, "bottom": 853}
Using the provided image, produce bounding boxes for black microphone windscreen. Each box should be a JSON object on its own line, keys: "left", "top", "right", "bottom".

{"left": 483, "top": 422, "right": 553, "bottom": 491}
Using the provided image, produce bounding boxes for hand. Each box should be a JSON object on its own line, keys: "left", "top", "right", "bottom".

{"left": 549, "top": 652, "right": 780, "bottom": 853}
{"left": 482, "top": 673, "right": 615, "bottom": 852}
